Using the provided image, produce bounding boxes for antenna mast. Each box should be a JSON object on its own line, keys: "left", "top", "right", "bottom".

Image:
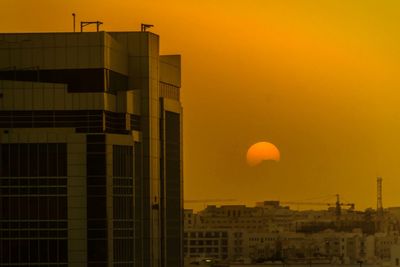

{"left": 376, "top": 177, "right": 384, "bottom": 232}
{"left": 377, "top": 177, "right": 383, "bottom": 216}
{"left": 72, "top": 13, "right": 76, "bottom": 32}
{"left": 335, "top": 194, "right": 341, "bottom": 220}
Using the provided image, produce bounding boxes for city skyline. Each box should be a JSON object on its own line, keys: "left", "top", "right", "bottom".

{"left": 2, "top": 1, "right": 400, "bottom": 215}
{"left": 183, "top": 199, "right": 400, "bottom": 265}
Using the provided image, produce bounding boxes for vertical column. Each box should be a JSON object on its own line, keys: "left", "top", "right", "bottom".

{"left": 159, "top": 102, "right": 166, "bottom": 267}
{"left": 138, "top": 33, "right": 161, "bottom": 267}
{"left": 134, "top": 141, "right": 143, "bottom": 267}
{"left": 86, "top": 134, "right": 108, "bottom": 267}
{"left": 68, "top": 135, "right": 87, "bottom": 266}
{"left": 164, "top": 111, "right": 182, "bottom": 267}
{"left": 112, "top": 145, "right": 134, "bottom": 265}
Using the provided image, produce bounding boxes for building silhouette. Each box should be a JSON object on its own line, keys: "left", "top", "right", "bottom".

{"left": 0, "top": 31, "right": 183, "bottom": 267}
{"left": 183, "top": 203, "right": 400, "bottom": 265}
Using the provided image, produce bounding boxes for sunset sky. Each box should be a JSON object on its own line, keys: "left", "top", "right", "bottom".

{"left": 2, "top": 0, "right": 400, "bottom": 211}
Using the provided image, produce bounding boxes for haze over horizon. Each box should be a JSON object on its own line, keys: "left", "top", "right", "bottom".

{"left": 2, "top": 0, "right": 400, "bottom": 212}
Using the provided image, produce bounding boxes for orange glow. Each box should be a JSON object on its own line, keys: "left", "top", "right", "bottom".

{"left": 3, "top": 1, "right": 400, "bottom": 211}
{"left": 246, "top": 142, "right": 280, "bottom": 167}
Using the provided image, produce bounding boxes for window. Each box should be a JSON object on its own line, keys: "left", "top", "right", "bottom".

{"left": 0, "top": 143, "right": 68, "bottom": 265}
{"left": 87, "top": 136, "right": 108, "bottom": 265}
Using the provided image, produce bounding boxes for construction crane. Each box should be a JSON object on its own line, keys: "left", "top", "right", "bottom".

{"left": 281, "top": 194, "right": 355, "bottom": 220}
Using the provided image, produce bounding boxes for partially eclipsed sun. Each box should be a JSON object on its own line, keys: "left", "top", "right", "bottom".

{"left": 246, "top": 142, "right": 280, "bottom": 167}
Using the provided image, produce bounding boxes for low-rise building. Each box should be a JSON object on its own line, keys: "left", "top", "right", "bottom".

{"left": 184, "top": 229, "right": 231, "bottom": 261}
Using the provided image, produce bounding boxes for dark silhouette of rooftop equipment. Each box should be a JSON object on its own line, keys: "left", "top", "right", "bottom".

{"left": 141, "top": 23, "right": 154, "bottom": 32}
{"left": 81, "top": 21, "right": 103, "bottom": 32}
{"left": 72, "top": 13, "right": 76, "bottom": 32}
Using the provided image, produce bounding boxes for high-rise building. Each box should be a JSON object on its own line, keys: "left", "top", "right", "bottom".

{"left": 0, "top": 31, "right": 183, "bottom": 267}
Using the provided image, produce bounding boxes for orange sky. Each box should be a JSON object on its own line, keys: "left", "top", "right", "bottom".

{"left": 2, "top": 0, "right": 400, "bottom": 211}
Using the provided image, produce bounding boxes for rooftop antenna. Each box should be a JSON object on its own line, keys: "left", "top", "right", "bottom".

{"left": 335, "top": 194, "right": 341, "bottom": 220}
{"left": 377, "top": 177, "right": 383, "bottom": 216}
{"left": 72, "top": 13, "right": 76, "bottom": 32}
{"left": 376, "top": 177, "right": 384, "bottom": 232}
{"left": 81, "top": 21, "right": 103, "bottom": 32}
{"left": 141, "top": 23, "right": 154, "bottom": 32}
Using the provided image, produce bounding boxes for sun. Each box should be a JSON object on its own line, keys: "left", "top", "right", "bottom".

{"left": 246, "top": 141, "right": 280, "bottom": 167}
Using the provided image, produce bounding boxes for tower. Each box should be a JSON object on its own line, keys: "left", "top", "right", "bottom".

{"left": 376, "top": 177, "right": 384, "bottom": 232}
{"left": 335, "top": 194, "right": 341, "bottom": 221}
{"left": 0, "top": 31, "right": 183, "bottom": 267}
{"left": 377, "top": 177, "right": 383, "bottom": 216}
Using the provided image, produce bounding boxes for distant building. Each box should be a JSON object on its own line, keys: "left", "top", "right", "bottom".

{"left": 184, "top": 209, "right": 199, "bottom": 229}
{"left": 193, "top": 203, "right": 299, "bottom": 232}
{"left": 391, "top": 244, "right": 400, "bottom": 266}
{"left": 375, "top": 232, "right": 399, "bottom": 262}
{"left": 184, "top": 201, "right": 400, "bottom": 265}
{"left": 184, "top": 229, "right": 231, "bottom": 261}
{"left": 0, "top": 31, "right": 183, "bottom": 267}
